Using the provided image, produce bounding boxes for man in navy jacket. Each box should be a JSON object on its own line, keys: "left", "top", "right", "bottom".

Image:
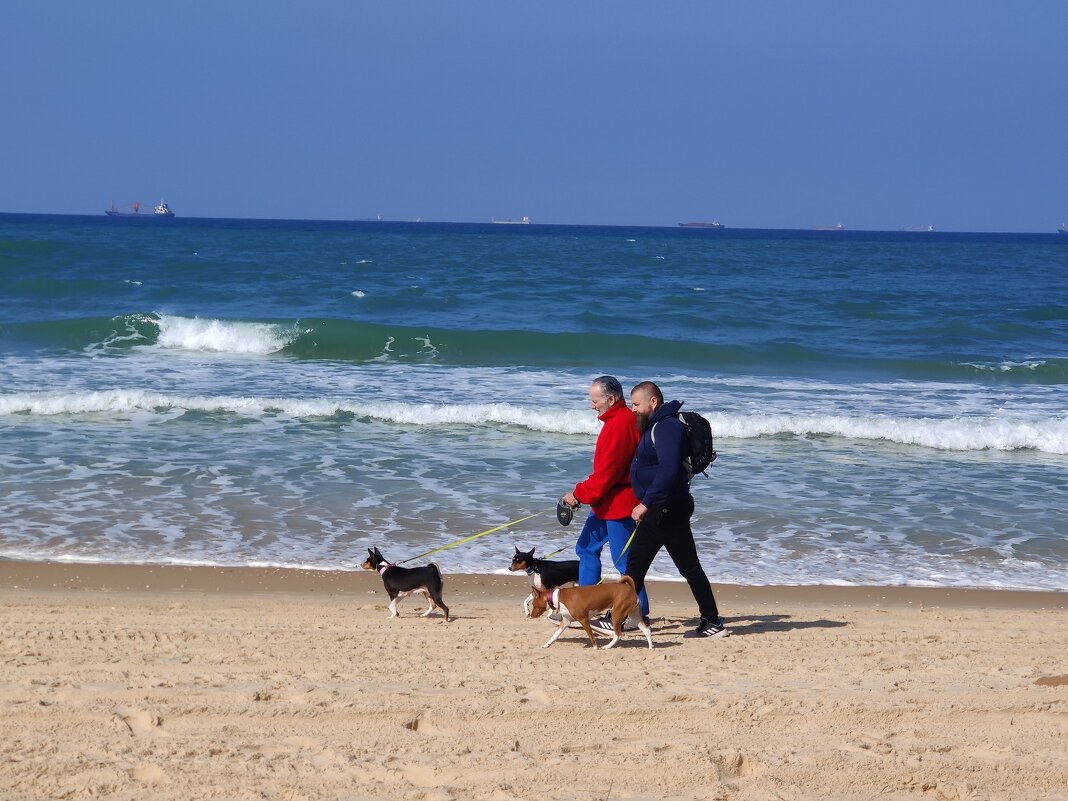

{"left": 626, "top": 381, "right": 729, "bottom": 639}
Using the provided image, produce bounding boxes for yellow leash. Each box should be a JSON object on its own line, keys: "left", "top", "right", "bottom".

{"left": 396, "top": 511, "right": 544, "bottom": 564}
{"left": 617, "top": 525, "right": 638, "bottom": 563}
{"left": 597, "top": 520, "right": 641, "bottom": 584}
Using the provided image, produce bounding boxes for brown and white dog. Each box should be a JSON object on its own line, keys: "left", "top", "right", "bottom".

{"left": 528, "top": 575, "right": 653, "bottom": 649}
{"left": 361, "top": 547, "right": 450, "bottom": 622}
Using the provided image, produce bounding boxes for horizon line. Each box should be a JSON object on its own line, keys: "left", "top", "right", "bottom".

{"left": 0, "top": 210, "right": 1065, "bottom": 237}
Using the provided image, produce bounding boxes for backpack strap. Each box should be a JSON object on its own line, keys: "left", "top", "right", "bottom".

{"left": 648, "top": 418, "right": 692, "bottom": 481}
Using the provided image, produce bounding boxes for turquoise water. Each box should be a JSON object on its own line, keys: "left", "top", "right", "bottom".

{"left": 1, "top": 214, "right": 1066, "bottom": 589}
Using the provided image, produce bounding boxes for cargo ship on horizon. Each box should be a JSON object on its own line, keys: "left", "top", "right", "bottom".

{"left": 813, "top": 223, "right": 845, "bottom": 231}
{"left": 105, "top": 200, "right": 141, "bottom": 216}
{"left": 678, "top": 221, "right": 724, "bottom": 229}
{"left": 105, "top": 199, "right": 175, "bottom": 218}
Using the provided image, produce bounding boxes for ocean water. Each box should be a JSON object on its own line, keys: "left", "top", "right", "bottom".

{"left": 1, "top": 213, "right": 1066, "bottom": 590}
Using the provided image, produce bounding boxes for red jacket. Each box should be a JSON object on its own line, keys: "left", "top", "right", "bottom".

{"left": 573, "top": 399, "right": 640, "bottom": 520}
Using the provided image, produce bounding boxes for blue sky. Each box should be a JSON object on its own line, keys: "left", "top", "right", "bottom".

{"left": 3, "top": 2, "right": 1066, "bottom": 231}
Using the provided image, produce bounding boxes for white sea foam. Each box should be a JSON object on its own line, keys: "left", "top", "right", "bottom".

{"left": 351, "top": 290, "right": 366, "bottom": 298}
{"left": 1, "top": 390, "right": 1066, "bottom": 452}
{"left": 961, "top": 359, "right": 1048, "bottom": 372}
{"left": 359, "top": 402, "right": 595, "bottom": 434}
{"left": 0, "top": 391, "right": 598, "bottom": 435}
{"left": 152, "top": 315, "right": 296, "bottom": 355}
{"left": 709, "top": 411, "right": 1068, "bottom": 453}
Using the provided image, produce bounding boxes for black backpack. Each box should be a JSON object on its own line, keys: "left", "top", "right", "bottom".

{"left": 651, "top": 410, "right": 718, "bottom": 478}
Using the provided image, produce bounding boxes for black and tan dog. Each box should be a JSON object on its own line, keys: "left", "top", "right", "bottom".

{"left": 361, "top": 547, "right": 450, "bottom": 621}
{"left": 509, "top": 545, "right": 580, "bottom": 616}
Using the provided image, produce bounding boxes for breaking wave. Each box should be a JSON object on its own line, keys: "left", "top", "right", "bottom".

{"left": 2, "top": 389, "right": 1065, "bottom": 453}
{"left": 2, "top": 312, "right": 1067, "bottom": 381}
{"left": 153, "top": 315, "right": 297, "bottom": 354}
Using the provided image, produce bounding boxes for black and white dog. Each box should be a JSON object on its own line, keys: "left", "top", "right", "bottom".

{"left": 361, "top": 547, "right": 450, "bottom": 622}
{"left": 509, "top": 545, "right": 580, "bottom": 616}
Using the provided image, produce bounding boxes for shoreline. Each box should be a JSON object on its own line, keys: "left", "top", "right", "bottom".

{"left": 1, "top": 559, "right": 1063, "bottom": 610}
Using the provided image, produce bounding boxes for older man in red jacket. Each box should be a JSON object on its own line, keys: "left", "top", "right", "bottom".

{"left": 561, "top": 375, "right": 650, "bottom": 621}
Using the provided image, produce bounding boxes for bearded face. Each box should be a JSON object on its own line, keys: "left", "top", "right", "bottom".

{"left": 631, "top": 389, "right": 657, "bottom": 434}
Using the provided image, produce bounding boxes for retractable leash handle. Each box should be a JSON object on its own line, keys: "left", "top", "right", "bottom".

{"left": 556, "top": 500, "right": 576, "bottom": 526}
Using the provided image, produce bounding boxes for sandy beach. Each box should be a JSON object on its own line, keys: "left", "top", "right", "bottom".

{"left": 1, "top": 562, "right": 1065, "bottom": 801}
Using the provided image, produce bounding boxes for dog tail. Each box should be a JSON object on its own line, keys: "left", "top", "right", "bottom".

{"left": 430, "top": 562, "right": 442, "bottom": 579}
{"left": 616, "top": 575, "right": 637, "bottom": 591}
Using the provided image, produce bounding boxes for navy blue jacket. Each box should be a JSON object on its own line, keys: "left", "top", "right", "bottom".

{"left": 630, "top": 400, "right": 690, "bottom": 508}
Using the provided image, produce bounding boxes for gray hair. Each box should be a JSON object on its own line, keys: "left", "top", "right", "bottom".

{"left": 591, "top": 375, "right": 624, "bottom": 402}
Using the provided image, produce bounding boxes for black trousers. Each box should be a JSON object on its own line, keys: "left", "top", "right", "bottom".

{"left": 624, "top": 495, "right": 720, "bottom": 623}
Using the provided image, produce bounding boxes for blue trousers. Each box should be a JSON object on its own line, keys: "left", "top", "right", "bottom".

{"left": 574, "top": 512, "right": 650, "bottom": 617}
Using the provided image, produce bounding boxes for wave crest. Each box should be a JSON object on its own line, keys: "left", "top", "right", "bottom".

{"left": 5, "top": 313, "right": 1068, "bottom": 382}
{"left": 1, "top": 390, "right": 1065, "bottom": 453}
{"left": 0, "top": 390, "right": 598, "bottom": 435}
{"left": 710, "top": 412, "right": 1068, "bottom": 454}
{"left": 153, "top": 315, "right": 297, "bottom": 354}
{"left": 79, "top": 313, "right": 298, "bottom": 356}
